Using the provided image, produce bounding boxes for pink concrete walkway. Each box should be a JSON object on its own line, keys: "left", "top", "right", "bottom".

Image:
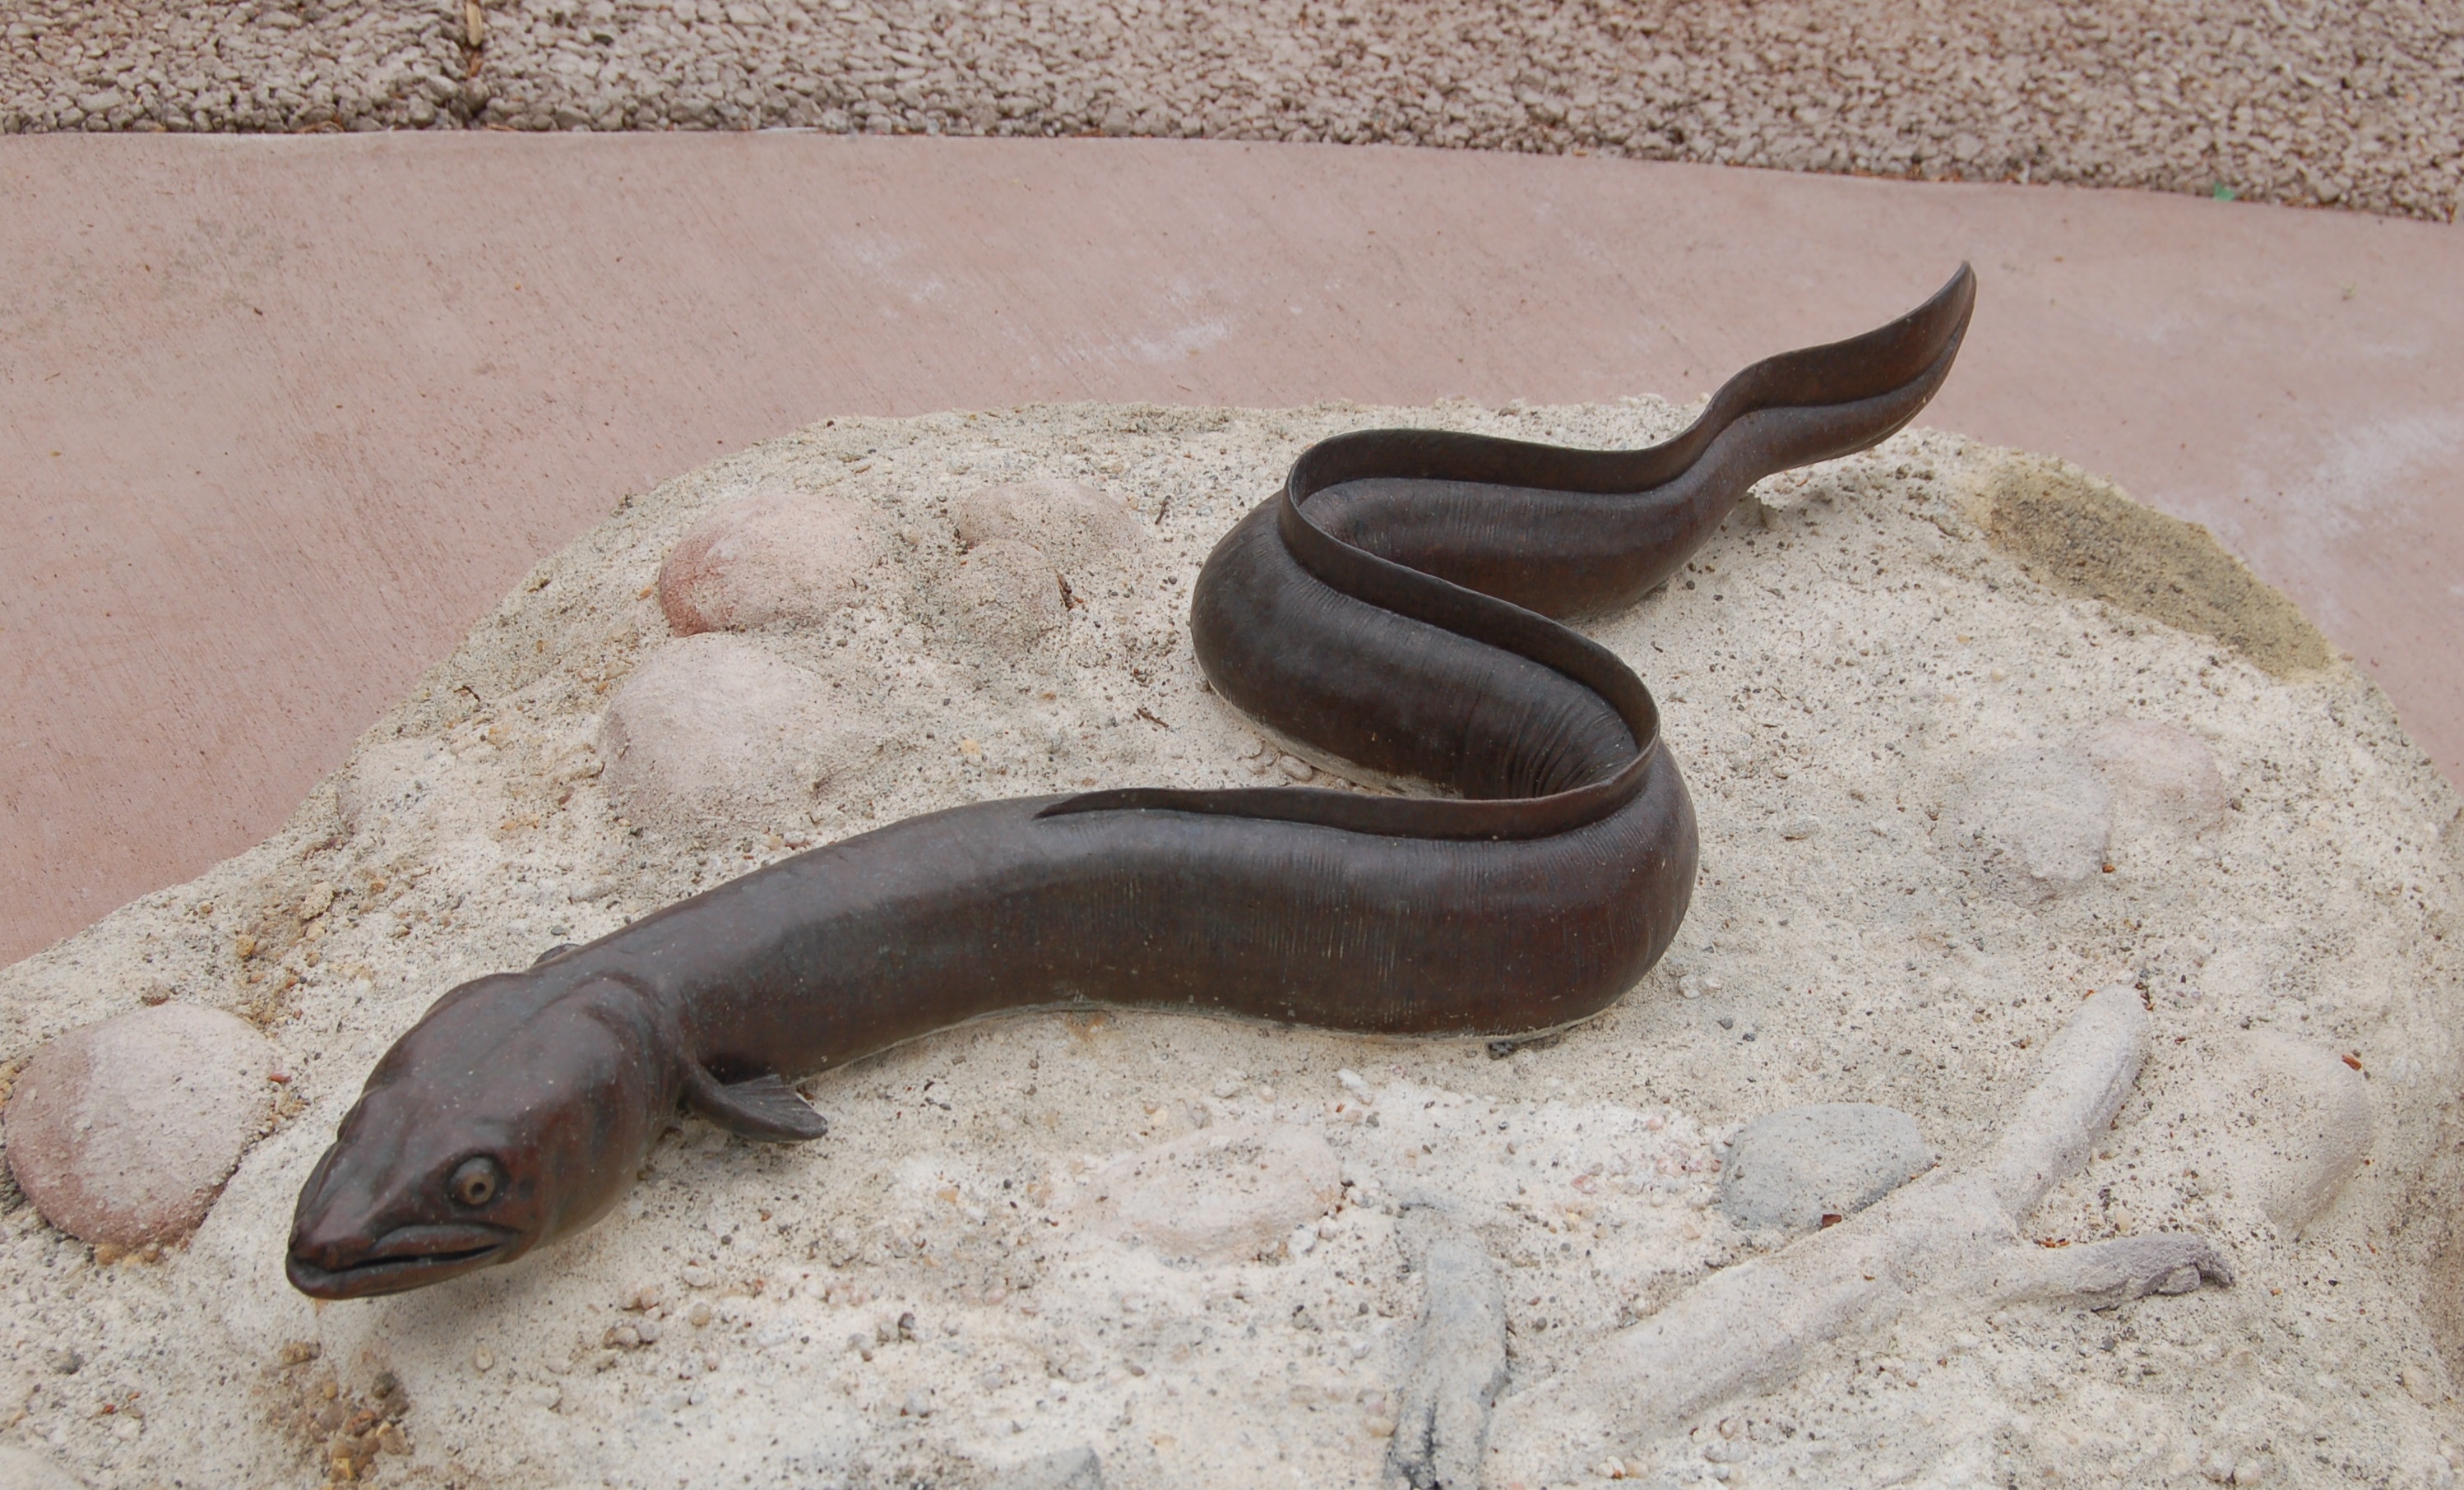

{"left": 3, "top": 133, "right": 2458, "bottom": 963}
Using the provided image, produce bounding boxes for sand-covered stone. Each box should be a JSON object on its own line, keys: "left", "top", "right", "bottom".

{"left": 1718, "top": 1103, "right": 1932, "bottom": 1232}
{"left": 989, "top": 1446, "right": 1105, "bottom": 1490}
{"left": 952, "top": 479, "right": 1148, "bottom": 572}
{"left": 2088, "top": 716, "right": 2231, "bottom": 840}
{"left": 0, "top": 1448, "right": 87, "bottom": 1490}
{"left": 597, "top": 632, "right": 859, "bottom": 836}
{"left": 3, "top": 1004, "right": 274, "bottom": 1248}
{"left": 1077, "top": 1122, "right": 1341, "bottom": 1263}
{"left": 656, "top": 488, "right": 882, "bottom": 636}
{"left": 948, "top": 538, "right": 1066, "bottom": 657}
{"left": 1943, "top": 744, "right": 2114, "bottom": 903}
{"left": 2188, "top": 1033, "right": 2377, "bottom": 1233}
{"left": 335, "top": 735, "right": 456, "bottom": 835}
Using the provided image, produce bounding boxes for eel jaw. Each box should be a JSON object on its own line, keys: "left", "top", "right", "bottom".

{"left": 285, "top": 1223, "right": 521, "bottom": 1300}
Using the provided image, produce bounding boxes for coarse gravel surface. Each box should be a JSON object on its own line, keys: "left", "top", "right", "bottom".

{"left": 4, "top": 0, "right": 2458, "bottom": 223}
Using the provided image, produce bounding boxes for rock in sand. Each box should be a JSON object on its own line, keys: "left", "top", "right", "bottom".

{"left": 598, "top": 633, "right": 860, "bottom": 836}
{"left": 3, "top": 1004, "right": 276, "bottom": 1249}
{"left": 0, "top": 1448, "right": 86, "bottom": 1489}
{"left": 335, "top": 736, "right": 455, "bottom": 835}
{"left": 948, "top": 538, "right": 1066, "bottom": 656}
{"left": 1943, "top": 745, "right": 2114, "bottom": 902}
{"left": 2087, "top": 717, "right": 2230, "bottom": 839}
{"left": 989, "top": 1446, "right": 1104, "bottom": 1490}
{"left": 1719, "top": 1102, "right": 1932, "bottom": 1232}
{"left": 657, "top": 488, "right": 882, "bottom": 636}
{"left": 2200, "top": 1033, "right": 2375, "bottom": 1233}
{"left": 1078, "top": 1122, "right": 1341, "bottom": 1263}
{"left": 952, "top": 479, "right": 1147, "bottom": 571}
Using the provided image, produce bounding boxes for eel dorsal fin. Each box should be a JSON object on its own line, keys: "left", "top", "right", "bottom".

{"left": 689, "top": 1070, "right": 831, "bottom": 1142}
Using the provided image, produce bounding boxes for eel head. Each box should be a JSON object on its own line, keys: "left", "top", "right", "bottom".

{"left": 287, "top": 974, "right": 664, "bottom": 1299}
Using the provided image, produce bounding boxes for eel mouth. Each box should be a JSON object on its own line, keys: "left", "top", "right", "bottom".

{"left": 285, "top": 1224, "right": 520, "bottom": 1299}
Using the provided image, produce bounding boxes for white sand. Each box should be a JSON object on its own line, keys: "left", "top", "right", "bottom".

{"left": 3, "top": 397, "right": 2461, "bottom": 1489}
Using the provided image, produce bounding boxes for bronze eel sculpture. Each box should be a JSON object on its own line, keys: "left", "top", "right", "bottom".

{"left": 286, "top": 267, "right": 1975, "bottom": 1298}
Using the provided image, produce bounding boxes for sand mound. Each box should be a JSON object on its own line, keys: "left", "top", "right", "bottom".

{"left": 2, "top": 398, "right": 2459, "bottom": 1488}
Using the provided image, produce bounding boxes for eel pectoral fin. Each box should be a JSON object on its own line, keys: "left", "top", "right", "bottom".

{"left": 688, "top": 1069, "right": 832, "bottom": 1141}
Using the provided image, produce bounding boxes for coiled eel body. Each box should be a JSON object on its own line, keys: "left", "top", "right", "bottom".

{"left": 286, "top": 268, "right": 1975, "bottom": 1298}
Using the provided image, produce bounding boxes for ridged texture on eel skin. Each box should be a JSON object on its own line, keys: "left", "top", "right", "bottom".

{"left": 678, "top": 263, "right": 1979, "bottom": 1072}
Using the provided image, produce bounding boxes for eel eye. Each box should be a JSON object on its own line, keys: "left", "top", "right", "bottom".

{"left": 448, "top": 1156, "right": 506, "bottom": 1209}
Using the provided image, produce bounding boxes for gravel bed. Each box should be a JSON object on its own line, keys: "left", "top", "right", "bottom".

{"left": 4, "top": 0, "right": 2460, "bottom": 222}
